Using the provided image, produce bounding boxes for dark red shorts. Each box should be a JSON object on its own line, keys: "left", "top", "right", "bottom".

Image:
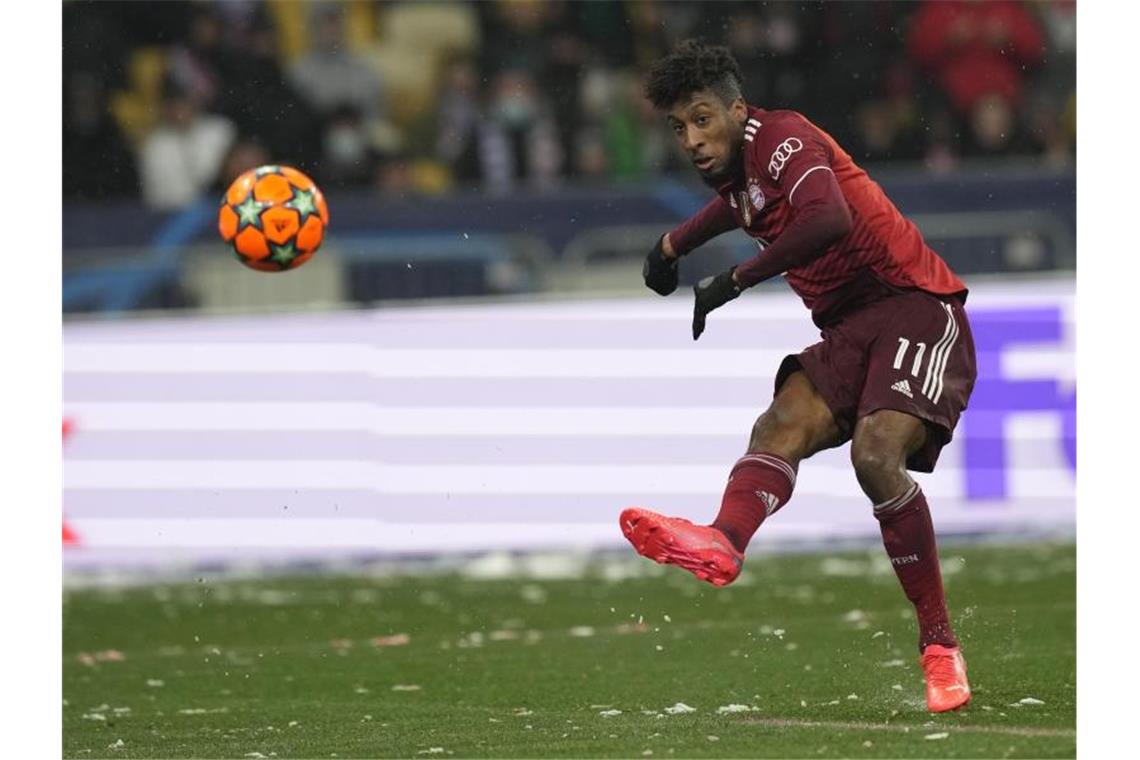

{"left": 775, "top": 290, "right": 977, "bottom": 472}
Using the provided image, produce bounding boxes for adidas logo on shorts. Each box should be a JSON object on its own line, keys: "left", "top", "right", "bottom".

{"left": 891, "top": 379, "right": 914, "bottom": 399}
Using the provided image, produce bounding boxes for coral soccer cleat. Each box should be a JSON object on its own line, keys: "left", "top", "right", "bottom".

{"left": 619, "top": 507, "right": 744, "bottom": 587}
{"left": 921, "top": 644, "right": 971, "bottom": 712}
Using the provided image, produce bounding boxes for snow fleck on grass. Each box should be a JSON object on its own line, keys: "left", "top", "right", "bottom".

{"left": 846, "top": 694, "right": 859, "bottom": 701}
{"left": 78, "top": 650, "right": 126, "bottom": 667}
{"left": 716, "top": 704, "right": 754, "bottom": 714}
{"left": 879, "top": 659, "right": 906, "bottom": 668}
{"left": 664, "top": 703, "right": 696, "bottom": 715}
{"left": 598, "top": 709, "right": 623, "bottom": 717}
{"left": 244, "top": 754, "right": 266, "bottom": 758}
{"left": 512, "top": 708, "right": 533, "bottom": 716}
{"left": 616, "top": 622, "right": 649, "bottom": 634}
{"left": 371, "top": 633, "right": 410, "bottom": 647}
{"left": 569, "top": 626, "right": 596, "bottom": 638}
{"left": 81, "top": 713, "right": 106, "bottom": 721}
{"left": 417, "top": 748, "right": 446, "bottom": 755}
{"left": 1018, "top": 697, "right": 1046, "bottom": 705}
{"left": 458, "top": 632, "right": 485, "bottom": 648}
{"left": 891, "top": 684, "right": 903, "bottom": 691}
{"left": 872, "top": 631, "right": 885, "bottom": 639}
{"left": 107, "top": 739, "right": 125, "bottom": 750}
{"left": 924, "top": 732, "right": 950, "bottom": 740}
{"left": 146, "top": 679, "right": 165, "bottom": 687}
{"left": 706, "top": 735, "right": 720, "bottom": 742}
{"left": 178, "top": 708, "right": 229, "bottom": 715}
{"left": 391, "top": 684, "right": 421, "bottom": 692}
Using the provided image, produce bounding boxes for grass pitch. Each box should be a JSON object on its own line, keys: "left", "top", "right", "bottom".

{"left": 63, "top": 540, "right": 1075, "bottom": 758}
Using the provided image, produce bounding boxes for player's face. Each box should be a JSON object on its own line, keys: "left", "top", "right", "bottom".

{"left": 667, "top": 91, "right": 748, "bottom": 187}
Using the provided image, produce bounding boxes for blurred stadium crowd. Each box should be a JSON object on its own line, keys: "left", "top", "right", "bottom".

{"left": 64, "top": 0, "right": 1075, "bottom": 211}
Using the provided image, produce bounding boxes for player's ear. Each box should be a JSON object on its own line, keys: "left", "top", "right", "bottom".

{"left": 729, "top": 96, "right": 748, "bottom": 125}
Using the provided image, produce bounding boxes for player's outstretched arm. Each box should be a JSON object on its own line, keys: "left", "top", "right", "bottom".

{"left": 669, "top": 195, "right": 738, "bottom": 256}
{"left": 732, "top": 168, "right": 851, "bottom": 288}
{"left": 643, "top": 195, "right": 737, "bottom": 297}
{"left": 690, "top": 169, "right": 851, "bottom": 340}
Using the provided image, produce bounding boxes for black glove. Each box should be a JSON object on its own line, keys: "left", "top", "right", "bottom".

{"left": 642, "top": 236, "right": 679, "bottom": 296}
{"left": 692, "top": 268, "right": 742, "bottom": 340}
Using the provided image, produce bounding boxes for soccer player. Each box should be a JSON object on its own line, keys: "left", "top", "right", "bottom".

{"left": 621, "top": 40, "right": 975, "bottom": 713}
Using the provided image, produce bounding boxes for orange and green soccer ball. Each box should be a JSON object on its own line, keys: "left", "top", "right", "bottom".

{"left": 218, "top": 165, "right": 329, "bottom": 272}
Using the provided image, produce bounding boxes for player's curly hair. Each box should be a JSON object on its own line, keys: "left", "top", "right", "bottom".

{"left": 644, "top": 39, "right": 744, "bottom": 110}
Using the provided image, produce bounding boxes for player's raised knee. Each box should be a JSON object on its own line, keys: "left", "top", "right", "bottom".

{"left": 850, "top": 412, "right": 922, "bottom": 501}
{"left": 850, "top": 440, "right": 895, "bottom": 483}
{"left": 748, "top": 405, "right": 801, "bottom": 455}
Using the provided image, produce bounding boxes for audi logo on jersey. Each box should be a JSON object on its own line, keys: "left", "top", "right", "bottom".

{"left": 768, "top": 137, "right": 803, "bottom": 180}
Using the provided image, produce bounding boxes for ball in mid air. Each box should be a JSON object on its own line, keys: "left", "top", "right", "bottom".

{"left": 218, "top": 165, "right": 329, "bottom": 272}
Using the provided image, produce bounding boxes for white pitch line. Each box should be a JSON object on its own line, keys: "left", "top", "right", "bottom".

{"left": 742, "top": 716, "right": 1074, "bottom": 739}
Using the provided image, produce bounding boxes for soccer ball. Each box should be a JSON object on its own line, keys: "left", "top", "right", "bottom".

{"left": 218, "top": 165, "right": 329, "bottom": 272}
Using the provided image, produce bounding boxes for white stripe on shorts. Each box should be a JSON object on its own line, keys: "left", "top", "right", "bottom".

{"left": 930, "top": 305, "right": 959, "bottom": 405}
{"left": 922, "top": 303, "right": 956, "bottom": 400}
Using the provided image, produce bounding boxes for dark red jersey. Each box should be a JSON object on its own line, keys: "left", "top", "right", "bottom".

{"left": 671, "top": 107, "right": 967, "bottom": 326}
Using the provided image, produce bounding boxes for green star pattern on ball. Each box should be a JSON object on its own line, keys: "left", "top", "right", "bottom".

{"left": 285, "top": 187, "right": 318, "bottom": 225}
{"left": 268, "top": 241, "right": 298, "bottom": 267}
{"left": 233, "top": 195, "right": 265, "bottom": 230}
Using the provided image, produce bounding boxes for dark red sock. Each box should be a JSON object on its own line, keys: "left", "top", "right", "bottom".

{"left": 874, "top": 484, "right": 958, "bottom": 651}
{"left": 711, "top": 453, "right": 796, "bottom": 553}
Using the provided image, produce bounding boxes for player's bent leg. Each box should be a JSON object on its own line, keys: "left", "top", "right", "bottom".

{"left": 747, "top": 370, "right": 845, "bottom": 460}
{"left": 711, "top": 370, "right": 845, "bottom": 551}
{"left": 851, "top": 409, "right": 969, "bottom": 712}
{"left": 849, "top": 408, "right": 927, "bottom": 504}
{"left": 621, "top": 371, "right": 844, "bottom": 587}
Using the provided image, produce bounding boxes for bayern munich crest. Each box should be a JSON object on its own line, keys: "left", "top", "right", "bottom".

{"left": 747, "top": 179, "right": 765, "bottom": 212}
